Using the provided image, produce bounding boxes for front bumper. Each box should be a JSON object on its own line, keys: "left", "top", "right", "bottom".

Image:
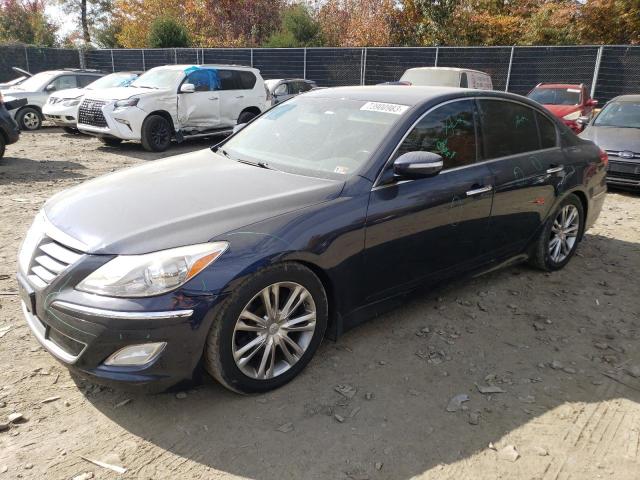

{"left": 77, "top": 102, "right": 146, "bottom": 141}
{"left": 43, "top": 103, "right": 78, "bottom": 126}
{"left": 606, "top": 159, "right": 640, "bottom": 189}
{"left": 18, "top": 272, "right": 224, "bottom": 393}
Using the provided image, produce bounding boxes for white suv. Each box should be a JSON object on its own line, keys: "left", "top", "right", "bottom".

{"left": 77, "top": 64, "right": 267, "bottom": 152}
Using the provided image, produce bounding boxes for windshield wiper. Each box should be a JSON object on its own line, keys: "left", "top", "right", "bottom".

{"left": 214, "top": 147, "right": 273, "bottom": 170}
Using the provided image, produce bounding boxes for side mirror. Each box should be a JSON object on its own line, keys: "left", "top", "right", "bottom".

{"left": 45, "top": 84, "right": 56, "bottom": 92}
{"left": 393, "top": 151, "right": 443, "bottom": 179}
{"left": 586, "top": 99, "right": 598, "bottom": 107}
{"left": 180, "top": 83, "right": 195, "bottom": 93}
{"left": 233, "top": 123, "right": 246, "bottom": 134}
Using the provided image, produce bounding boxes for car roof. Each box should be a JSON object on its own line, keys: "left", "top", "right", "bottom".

{"left": 305, "top": 85, "right": 520, "bottom": 107}
{"left": 535, "top": 83, "right": 583, "bottom": 89}
{"left": 153, "top": 64, "right": 258, "bottom": 72}
{"left": 610, "top": 94, "right": 640, "bottom": 102}
{"left": 405, "top": 67, "right": 489, "bottom": 76}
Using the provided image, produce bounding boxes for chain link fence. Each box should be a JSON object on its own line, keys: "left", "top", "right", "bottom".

{"left": 1, "top": 45, "right": 638, "bottom": 103}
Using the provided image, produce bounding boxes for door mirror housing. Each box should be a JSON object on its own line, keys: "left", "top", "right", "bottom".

{"left": 586, "top": 98, "right": 598, "bottom": 107}
{"left": 45, "top": 84, "right": 56, "bottom": 92}
{"left": 180, "top": 83, "right": 196, "bottom": 93}
{"left": 393, "top": 151, "right": 443, "bottom": 179}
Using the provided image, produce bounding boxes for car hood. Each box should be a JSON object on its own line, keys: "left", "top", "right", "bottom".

{"left": 1, "top": 89, "right": 37, "bottom": 98}
{"left": 50, "top": 87, "right": 85, "bottom": 100}
{"left": 544, "top": 104, "right": 581, "bottom": 117}
{"left": 580, "top": 126, "right": 640, "bottom": 153}
{"left": 83, "top": 86, "right": 165, "bottom": 101}
{"left": 44, "top": 149, "right": 344, "bottom": 255}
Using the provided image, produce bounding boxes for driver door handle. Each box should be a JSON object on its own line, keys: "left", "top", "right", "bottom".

{"left": 235, "top": 95, "right": 244, "bottom": 99}
{"left": 546, "top": 165, "right": 564, "bottom": 174}
{"left": 209, "top": 96, "right": 218, "bottom": 100}
{"left": 466, "top": 185, "right": 493, "bottom": 197}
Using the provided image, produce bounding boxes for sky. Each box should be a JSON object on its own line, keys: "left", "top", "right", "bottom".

{"left": 45, "top": 3, "right": 76, "bottom": 41}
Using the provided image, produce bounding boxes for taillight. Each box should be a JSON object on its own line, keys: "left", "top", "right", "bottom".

{"left": 599, "top": 148, "right": 608, "bottom": 167}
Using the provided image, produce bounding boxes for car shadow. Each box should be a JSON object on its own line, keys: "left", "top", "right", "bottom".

{"left": 0, "top": 156, "right": 87, "bottom": 185}
{"left": 79, "top": 232, "right": 640, "bottom": 479}
{"left": 95, "top": 136, "right": 228, "bottom": 161}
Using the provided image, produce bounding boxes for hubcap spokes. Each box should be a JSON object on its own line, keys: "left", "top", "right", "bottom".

{"left": 232, "top": 282, "right": 316, "bottom": 380}
{"left": 549, "top": 205, "right": 579, "bottom": 263}
{"left": 24, "top": 113, "right": 38, "bottom": 129}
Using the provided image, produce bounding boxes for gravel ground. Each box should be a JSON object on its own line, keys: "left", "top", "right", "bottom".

{"left": 1, "top": 128, "right": 639, "bottom": 480}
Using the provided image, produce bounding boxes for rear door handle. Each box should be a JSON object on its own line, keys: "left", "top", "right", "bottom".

{"left": 209, "top": 97, "right": 218, "bottom": 100}
{"left": 546, "top": 165, "right": 564, "bottom": 174}
{"left": 466, "top": 185, "right": 493, "bottom": 197}
{"left": 235, "top": 95, "right": 244, "bottom": 99}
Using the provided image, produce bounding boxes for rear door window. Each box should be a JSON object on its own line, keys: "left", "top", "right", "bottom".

{"left": 51, "top": 75, "right": 77, "bottom": 90}
{"left": 477, "top": 99, "right": 540, "bottom": 159}
{"left": 78, "top": 75, "right": 99, "bottom": 87}
{"left": 396, "top": 99, "right": 478, "bottom": 170}
{"left": 536, "top": 112, "right": 558, "bottom": 148}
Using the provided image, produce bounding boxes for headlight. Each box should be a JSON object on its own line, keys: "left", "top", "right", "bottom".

{"left": 562, "top": 111, "right": 581, "bottom": 121}
{"left": 76, "top": 242, "right": 228, "bottom": 297}
{"left": 62, "top": 99, "right": 81, "bottom": 107}
{"left": 114, "top": 97, "right": 139, "bottom": 108}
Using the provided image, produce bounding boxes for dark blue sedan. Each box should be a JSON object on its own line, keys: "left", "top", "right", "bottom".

{"left": 17, "top": 86, "right": 607, "bottom": 393}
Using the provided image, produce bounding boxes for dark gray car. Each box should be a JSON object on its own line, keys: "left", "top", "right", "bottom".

{"left": 580, "top": 95, "right": 640, "bottom": 189}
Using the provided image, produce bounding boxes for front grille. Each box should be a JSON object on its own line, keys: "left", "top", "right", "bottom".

{"left": 608, "top": 171, "right": 640, "bottom": 181}
{"left": 606, "top": 150, "right": 640, "bottom": 160}
{"left": 78, "top": 99, "right": 108, "bottom": 127}
{"left": 27, "top": 238, "right": 83, "bottom": 289}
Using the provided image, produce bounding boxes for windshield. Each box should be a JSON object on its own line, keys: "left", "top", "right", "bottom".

{"left": 400, "top": 69, "right": 459, "bottom": 87}
{"left": 87, "top": 72, "right": 138, "bottom": 90}
{"left": 130, "top": 69, "right": 183, "bottom": 89}
{"left": 222, "top": 96, "right": 406, "bottom": 179}
{"left": 594, "top": 101, "right": 640, "bottom": 128}
{"left": 528, "top": 88, "right": 581, "bottom": 105}
{"left": 11, "top": 71, "right": 57, "bottom": 91}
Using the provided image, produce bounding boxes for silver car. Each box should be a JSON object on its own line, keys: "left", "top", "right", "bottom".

{"left": 2, "top": 69, "right": 103, "bottom": 130}
{"left": 265, "top": 78, "right": 317, "bottom": 106}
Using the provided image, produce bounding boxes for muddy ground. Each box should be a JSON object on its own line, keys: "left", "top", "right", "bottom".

{"left": 0, "top": 128, "right": 639, "bottom": 480}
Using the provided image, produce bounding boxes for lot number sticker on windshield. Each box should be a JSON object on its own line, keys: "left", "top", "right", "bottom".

{"left": 360, "top": 102, "right": 409, "bottom": 115}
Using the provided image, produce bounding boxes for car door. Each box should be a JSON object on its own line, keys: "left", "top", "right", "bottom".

{"left": 217, "top": 70, "right": 251, "bottom": 126}
{"left": 477, "top": 98, "right": 564, "bottom": 258}
{"left": 364, "top": 99, "right": 494, "bottom": 300}
{"left": 177, "top": 68, "right": 220, "bottom": 129}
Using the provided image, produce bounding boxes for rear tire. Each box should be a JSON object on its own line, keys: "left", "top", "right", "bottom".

{"left": 99, "top": 137, "right": 123, "bottom": 147}
{"left": 63, "top": 127, "right": 78, "bottom": 134}
{"left": 237, "top": 110, "right": 257, "bottom": 125}
{"left": 16, "top": 107, "right": 42, "bottom": 131}
{"left": 205, "top": 262, "right": 328, "bottom": 394}
{"left": 141, "top": 114, "right": 172, "bottom": 152}
{"left": 529, "top": 194, "right": 584, "bottom": 271}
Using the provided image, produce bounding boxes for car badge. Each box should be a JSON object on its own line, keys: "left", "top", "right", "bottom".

{"left": 619, "top": 151, "right": 634, "bottom": 159}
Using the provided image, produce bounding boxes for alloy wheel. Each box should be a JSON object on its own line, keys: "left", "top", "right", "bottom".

{"left": 151, "top": 122, "right": 170, "bottom": 147}
{"left": 548, "top": 204, "right": 579, "bottom": 263}
{"left": 232, "top": 282, "right": 317, "bottom": 380}
{"left": 23, "top": 112, "right": 40, "bottom": 130}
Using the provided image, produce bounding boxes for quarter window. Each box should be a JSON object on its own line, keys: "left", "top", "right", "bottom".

{"left": 478, "top": 99, "right": 539, "bottom": 159}
{"left": 396, "top": 99, "right": 478, "bottom": 170}
{"left": 217, "top": 70, "right": 255, "bottom": 90}
{"left": 51, "top": 75, "right": 77, "bottom": 90}
{"left": 536, "top": 112, "right": 558, "bottom": 148}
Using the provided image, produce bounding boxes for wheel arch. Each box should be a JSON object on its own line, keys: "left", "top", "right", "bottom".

{"left": 145, "top": 110, "right": 175, "bottom": 132}
{"left": 239, "top": 106, "right": 261, "bottom": 119}
{"left": 561, "top": 188, "right": 589, "bottom": 240}
{"left": 16, "top": 104, "right": 43, "bottom": 119}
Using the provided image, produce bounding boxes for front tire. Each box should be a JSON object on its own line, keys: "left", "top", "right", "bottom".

{"left": 237, "top": 110, "right": 257, "bottom": 125}
{"left": 529, "top": 194, "right": 584, "bottom": 271}
{"left": 205, "top": 263, "right": 328, "bottom": 394}
{"left": 63, "top": 126, "right": 79, "bottom": 134}
{"left": 141, "top": 114, "right": 172, "bottom": 152}
{"left": 0, "top": 135, "right": 5, "bottom": 159}
{"left": 16, "top": 107, "right": 42, "bottom": 131}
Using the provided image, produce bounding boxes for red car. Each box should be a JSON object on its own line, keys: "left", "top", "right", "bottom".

{"left": 527, "top": 83, "right": 598, "bottom": 133}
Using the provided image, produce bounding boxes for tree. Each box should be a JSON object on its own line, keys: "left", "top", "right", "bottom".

{"left": 0, "top": 0, "right": 58, "bottom": 46}
{"left": 265, "top": 4, "right": 323, "bottom": 47}
{"left": 147, "top": 15, "right": 190, "bottom": 48}
{"left": 579, "top": 0, "right": 640, "bottom": 45}
{"left": 57, "top": 0, "right": 116, "bottom": 45}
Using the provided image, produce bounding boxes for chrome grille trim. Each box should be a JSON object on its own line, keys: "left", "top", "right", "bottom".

{"left": 26, "top": 238, "right": 83, "bottom": 289}
{"left": 605, "top": 149, "right": 640, "bottom": 160}
{"left": 78, "top": 99, "right": 108, "bottom": 128}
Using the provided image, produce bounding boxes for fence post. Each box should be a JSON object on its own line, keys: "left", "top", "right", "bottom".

{"left": 174, "top": 48, "right": 177, "bottom": 64}
{"left": 141, "top": 49, "right": 146, "bottom": 71}
{"left": 78, "top": 48, "right": 85, "bottom": 69}
{"left": 250, "top": 48, "right": 254, "bottom": 67}
{"left": 303, "top": 48, "right": 307, "bottom": 79}
{"left": 24, "top": 46, "right": 30, "bottom": 72}
{"left": 505, "top": 46, "right": 515, "bottom": 92}
{"left": 434, "top": 46, "right": 439, "bottom": 66}
{"left": 361, "top": 47, "right": 368, "bottom": 85}
{"left": 591, "top": 45, "right": 604, "bottom": 99}
{"left": 110, "top": 49, "right": 115, "bottom": 72}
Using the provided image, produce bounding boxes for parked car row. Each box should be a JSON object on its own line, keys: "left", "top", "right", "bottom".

{"left": 0, "top": 64, "right": 638, "bottom": 192}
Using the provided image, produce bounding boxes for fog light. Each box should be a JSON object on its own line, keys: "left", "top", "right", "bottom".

{"left": 103, "top": 342, "right": 166, "bottom": 366}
